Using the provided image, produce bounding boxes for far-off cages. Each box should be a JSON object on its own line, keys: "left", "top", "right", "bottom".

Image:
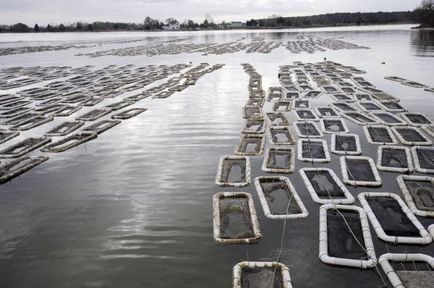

{"left": 232, "top": 261, "right": 293, "bottom": 288}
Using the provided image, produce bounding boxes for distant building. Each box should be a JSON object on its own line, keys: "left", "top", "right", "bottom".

{"left": 229, "top": 22, "right": 245, "bottom": 28}
{"left": 163, "top": 23, "right": 180, "bottom": 30}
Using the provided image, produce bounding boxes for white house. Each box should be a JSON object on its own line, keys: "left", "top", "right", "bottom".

{"left": 163, "top": 23, "right": 180, "bottom": 30}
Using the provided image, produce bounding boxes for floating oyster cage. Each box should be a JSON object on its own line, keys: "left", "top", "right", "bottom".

{"left": 314, "top": 107, "right": 339, "bottom": 118}
{"left": 341, "top": 111, "right": 379, "bottom": 126}
{"left": 298, "top": 139, "right": 330, "bottom": 163}
{"left": 242, "top": 105, "right": 263, "bottom": 120}
{"left": 45, "top": 121, "right": 85, "bottom": 137}
{"left": 262, "top": 146, "right": 295, "bottom": 173}
{"left": 266, "top": 112, "right": 290, "bottom": 127}
{"left": 112, "top": 108, "right": 147, "bottom": 120}
{"left": 295, "top": 108, "right": 319, "bottom": 121}
{"left": 0, "top": 130, "right": 19, "bottom": 145}
{"left": 356, "top": 101, "right": 383, "bottom": 112}
{"left": 319, "top": 204, "right": 377, "bottom": 268}
{"left": 392, "top": 126, "right": 432, "bottom": 146}
{"left": 77, "top": 108, "right": 111, "bottom": 121}
{"left": 242, "top": 119, "right": 266, "bottom": 134}
{"left": 299, "top": 168, "right": 355, "bottom": 204}
{"left": 268, "top": 126, "right": 296, "bottom": 146}
{"left": 273, "top": 100, "right": 292, "bottom": 112}
{"left": 363, "top": 125, "right": 397, "bottom": 145}
{"left": 293, "top": 99, "right": 309, "bottom": 109}
{"left": 340, "top": 156, "right": 382, "bottom": 187}
{"left": 293, "top": 121, "right": 323, "bottom": 138}
{"left": 81, "top": 119, "right": 121, "bottom": 135}
{"left": 232, "top": 261, "right": 293, "bottom": 288}
{"left": 215, "top": 155, "right": 251, "bottom": 187}
{"left": 11, "top": 116, "right": 53, "bottom": 131}
{"left": 411, "top": 146, "right": 434, "bottom": 174}
{"left": 377, "top": 145, "right": 413, "bottom": 173}
{"left": 212, "top": 192, "right": 261, "bottom": 244}
{"left": 41, "top": 132, "right": 98, "bottom": 153}
{"left": 331, "top": 93, "right": 353, "bottom": 102}
{"left": 422, "top": 124, "right": 434, "bottom": 137}
{"left": 331, "top": 133, "right": 361, "bottom": 155}
{"left": 370, "top": 111, "right": 407, "bottom": 126}
{"left": 0, "top": 156, "right": 49, "bottom": 184}
{"left": 377, "top": 101, "right": 406, "bottom": 112}
{"left": 330, "top": 102, "right": 357, "bottom": 112}
{"left": 254, "top": 176, "right": 308, "bottom": 219}
{"left": 320, "top": 118, "right": 349, "bottom": 134}
{"left": 0, "top": 137, "right": 51, "bottom": 158}
{"left": 397, "top": 175, "right": 434, "bottom": 217}
{"left": 379, "top": 253, "right": 434, "bottom": 288}
{"left": 106, "top": 100, "right": 134, "bottom": 111}
{"left": 234, "top": 134, "right": 265, "bottom": 156}
{"left": 358, "top": 192, "right": 432, "bottom": 245}
{"left": 400, "top": 112, "right": 432, "bottom": 127}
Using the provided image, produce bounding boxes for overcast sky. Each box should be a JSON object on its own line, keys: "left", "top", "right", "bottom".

{"left": 1, "top": 0, "right": 422, "bottom": 25}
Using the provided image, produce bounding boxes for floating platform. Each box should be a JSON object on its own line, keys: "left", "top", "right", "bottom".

{"left": 320, "top": 118, "right": 349, "bottom": 133}
{"left": 0, "top": 155, "right": 49, "bottom": 184}
{"left": 266, "top": 112, "right": 290, "bottom": 127}
{"left": 379, "top": 253, "right": 434, "bottom": 288}
{"left": 392, "top": 126, "right": 432, "bottom": 146}
{"left": 411, "top": 146, "right": 434, "bottom": 174}
{"left": 212, "top": 192, "right": 261, "bottom": 244}
{"left": 254, "top": 176, "right": 308, "bottom": 219}
{"left": 298, "top": 139, "right": 330, "bottom": 162}
{"left": 319, "top": 204, "right": 377, "bottom": 268}
{"left": 340, "top": 156, "right": 382, "bottom": 187}
{"left": 242, "top": 119, "right": 266, "bottom": 134}
{"left": 300, "top": 168, "right": 355, "bottom": 204}
{"left": 331, "top": 133, "right": 361, "bottom": 155}
{"left": 293, "top": 121, "right": 323, "bottom": 138}
{"left": 295, "top": 109, "right": 318, "bottom": 121}
{"left": 363, "top": 125, "right": 397, "bottom": 144}
{"left": 400, "top": 112, "right": 432, "bottom": 126}
{"left": 268, "top": 126, "right": 295, "bottom": 146}
{"left": 397, "top": 175, "right": 434, "bottom": 217}
{"left": 262, "top": 146, "right": 295, "bottom": 173}
{"left": 358, "top": 192, "right": 432, "bottom": 244}
{"left": 0, "top": 130, "right": 19, "bottom": 144}
{"left": 45, "top": 121, "right": 85, "bottom": 137}
{"left": 81, "top": 119, "right": 121, "bottom": 135}
{"left": 41, "top": 132, "right": 97, "bottom": 153}
{"left": 233, "top": 261, "right": 293, "bottom": 288}
{"left": 215, "top": 156, "right": 250, "bottom": 187}
{"left": 377, "top": 145, "right": 413, "bottom": 173}
{"left": 234, "top": 134, "right": 265, "bottom": 156}
{"left": 0, "top": 137, "right": 51, "bottom": 158}
{"left": 77, "top": 109, "right": 111, "bottom": 121}
{"left": 315, "top": 107, "right": 339, "bottom": 118}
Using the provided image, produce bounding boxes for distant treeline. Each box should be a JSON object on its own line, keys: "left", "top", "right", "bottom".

{"left": 246, "top": 11, "right": 425, "bottom": 28}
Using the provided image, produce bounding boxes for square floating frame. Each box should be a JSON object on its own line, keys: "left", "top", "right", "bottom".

{"left": 330, "top": 102, "right": 357, "bottom": 113}
{"left": 0, "top": 137, "right": 51, "bottom": 158}
{"left": 392, "top": 126, "right": 432, "bottom": 146}
{"left": 215, "top": 156, "right": 251, "bottom": 187}
{"left": 266, "top": 112, "right": 290, "bottom": 127}
{"left": 340, "top": 156, "right": 382, "bottom": 187}
{"left": 293, "top": 99, "right": 309, "bottom": 109}
{"left": 379, "top": 253, "right": 434, "bottom": 288}
{"left": 234, "top": 134, "right": 265, "bottom": 156}
{"left": 315, "top": 107, "right": 340, "bottom": 118}
{"left": 294, "top": 109, "right": 319, "bottom": 121}
{"left": 422, "top": 124, "right": 434, "bottom": 137}
{"left": 397, "top": 175, "right": 434, "bottom": 217}
{"left": 293, "top": 121, "right": 323, "bottom": 138}
{"left": 319, "top": 204, "right": 377, "bottom": 269}
{"left": 400, "top": 112, "right": 432, "bottom": 126}
{"left": 0, "top": 130, "right": 19, "bottom": 144}
{"left": 242, "top": 119, "right": 266, "bottom": 134}
{"left": 273, "top": 100, "right": 292, "bottom": 112}
{"left": 268, "top": 126, "right": 296, "bottom": 146}
{"left": 112, "top": 108, "right": 147, "bottom": 120}
{"left": 262, "top": 146, "right": 295, "bottom": 173}
{"left": 212, "top": 192, "right": 261, "bottom": 244}
{"left": 300, "top": 168, "right": 355, "bottom": 204}
{"left": 377, "top": 101, "right": 406, "bottom": 113}
{"left": 411, "top": 146, "right": 434, "bottom": 174}
{"left": 233, "top": 261, "right": 293, "bottom": 288}
{"left": 358, "top": 192, "right": 432, "bottom": 245}
{"left": 77, "top": 108, "right": 111, "bottom": 121}
{"left": 377, "top": 145, "right": 413, "bottom": 173}
{"left": 254, "top": 176, "right": 308, "bottom": 219}
{"left": 45, "top": 121, "right": 85, "bottom": 137}
{"left": 243, "top": 105, "right": 263, "bottom": 120}
{"left": 342, "top": 111, "right": 379, "bottom": 126}
{"left": 0, "top": 156, "right": 49, "bottom": 184}
{"left": 298, "top": 139, "right": 331, "bottom": 163}
{"left": 41, "top": 132, "right": 98, "bottom": 153}
{"left": 320, "top": 118, "right": 349, "bottom": 134}
{"left": 363, "top": 125, "right": 398, "bottom": 145}
{"left": 331, "top": 133, "right": 361, "bottom": 155}
{"left": 357, "top": 101, "right": 384, "bottom": 112}
{"left": 370, "top": 112, "right": 407, "bottom": 126}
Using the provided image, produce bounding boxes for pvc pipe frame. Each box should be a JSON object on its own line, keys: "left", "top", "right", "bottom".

{"left": 391, "top": 126, "right": 432, "bottom": 146}
{"left": 340, "top": 156, "right": 382, "bottom": 187}
{"left": 320, "top": 118, "right": 349, "bottom": 134}
{"left": 400, "top": 112, "right": 432, "bottom": 127}
{"left": 268, "top": 126, "right": 296, "bottom": 146}
{"left": 397, "top": 175, "right": 434, "bottom": 217}
{"left": 234, "top": 134, "right": 265, "bottom": 156}
{"left": 379, "top": 253, "right": 434, "bottom": 288}
{"left": 411, "top": 146, "right": 434, "bottom": 174}
{"left": 314, "top": 107, "right": 340, "bottom": 118}
{"left": 370, "top": 111, "right": 406, "bottom": 126}
{"left": 299, "top": 168, "right": 355, "bottom": 204}
{"left": 293, "top": 121, "right": 323, "bottom": 138}
{"left": 233, "top": 261, "right": 293, "bottom": 288}
{"left": 422, "top": 124, "right": 434, "bottom": 137}
{"left": 297, "top": 139, "right": 331, "bottom": 163}
{"left": 341, "top": 111, "right": 380, "bottom": 126}
{"left": 319, "top": 204, "right": 377, "bottom": 269}
{"left": 266, "top": 112, "right": 290, "bottom": 127}
{"left": 330, "top": 133, "right": 361, "bottom": 155}
{"left": 363, "top": 125, "right": 398, "bottom": 145}
{"left": 215, "top": 155, "right": 251, "bottom": 187}
{"left": 356, "top": 101, "right": 384, "bottom": 113}
{"left": 357, "top": 192, "right": 432, "bottom": 245}
{"left": 254, "top": 176, "right": 308, "bottom": 219}
{"left": 212, "top": 192, "right": 261, "bottom": 244}
{"left": 295, "top": 109, "right": 319, "bottom": 121}
{"left": 262, "top": 146, "right": 295, "bottom": 173}
{"left": 242, "top": 119, "right": 266, "bottom": 135}
{"left": 377, "top": 101, "right": 406, "bottom": 113}
{"left": 376, "top": 145, "right": 413, "bottom": 173}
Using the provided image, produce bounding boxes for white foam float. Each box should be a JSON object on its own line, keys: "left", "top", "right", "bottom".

{"left": 422, "top": 124, "right": 434, "bottom": 137}
{"left": 331, "top": 133, "right": 361, "bottom": 155}
{"left": 377, "top": 101, "right": 406, "bottom": 113}
{"left": 254, "top": 176, "right": 308, "bottom": 219}
{"left": 358, "top": 192, "right": 432, "bottom": 244}
{"left": 376, "top": 145, "right": 413, "bottom": 173}
{"left": 397, "top": 175, "right": 434, "bottom": 217}
{"left": 300, "top": 168, "right": 355, "bottom": 204}
{"left": 379, "top": 253, "right": 434, "bottom": 288}
{"left": 319, "top": 204, "right": 377, "bottom": 268}
{"left": 233, "top": 261, "right": 293, "bottom": 288}
{"left": 340, "top": 156, "right": 382, "bottom": 187}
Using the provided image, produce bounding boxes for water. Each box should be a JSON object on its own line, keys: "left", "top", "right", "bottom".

{"left": 0, "top": 25, "right": 434, "bottom": 288}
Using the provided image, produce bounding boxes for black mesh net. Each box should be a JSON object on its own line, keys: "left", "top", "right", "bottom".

{"left": 367, "top": 127, "right": 393, "bottom": 143}
{"left": 404, "top": 179, "right": 434, "bottom": 211}
{"left": 259, "top": 178, "right": 301, "bottom": 215}
{"left": 415, "top": 148, "right": 434, "bottom": 170}
{"left": 302, "top": 141, "right": 326, "bottom": 159}
{"left": 241, "top": 267, "right": 283, "bottom": 288}
{"left": 334, "top": 135, "right": 357, "bottom": 152}
{"left": 346, "top": 158, "right": 376, "bottom": 182}
{"left": 395, "top": 128, "right": 426, "bottom": 142}
{"left": 381, "top": 149, "right": 408, "bottom": 168}
{"left": 219, "top": 198, "right": 254, "bottom": 239}
{"left": 305, "top": 170, "right": 346, "bottom": 198}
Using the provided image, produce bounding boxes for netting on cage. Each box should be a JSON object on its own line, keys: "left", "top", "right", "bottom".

{"left": 219, "top": 198, "right": 254, "bottom": 240}
{"left": 304, "top": 170, "right": 346, "bottom": 198}
{"left": 257, "top": 178, "right": 302, "bottom": 215}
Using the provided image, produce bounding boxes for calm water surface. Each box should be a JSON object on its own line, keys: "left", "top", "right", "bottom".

{"left": 0, "top": 25, "right": 433, "bottom": 288}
